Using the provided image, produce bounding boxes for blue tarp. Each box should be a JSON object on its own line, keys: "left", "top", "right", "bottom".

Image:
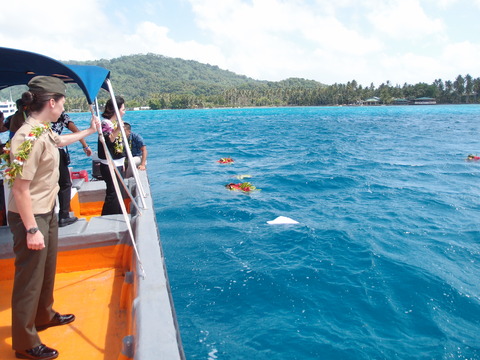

{"left": 0, "top": 47, "right": 110, "bottom": 104}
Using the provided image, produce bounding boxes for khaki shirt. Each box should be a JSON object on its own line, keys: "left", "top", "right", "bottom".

{"left": 8, "top": 117, "right": 61, "bottom": 214}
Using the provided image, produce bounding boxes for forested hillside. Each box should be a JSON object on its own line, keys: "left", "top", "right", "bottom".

{"left": 67, "top": 54, "right": 266, "bottom": 97}
{"left": 1, "top": 53, "right": 479, "bottom": 110}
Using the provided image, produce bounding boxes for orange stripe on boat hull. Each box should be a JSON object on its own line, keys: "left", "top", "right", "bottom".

{"left": 0, "top": 244, "right": 132, "bottom": 280}
{"left": 71, "top": 199, "right": 132, "bottom": 221}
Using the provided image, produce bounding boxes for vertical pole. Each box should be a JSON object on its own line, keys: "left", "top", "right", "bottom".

{"left": 92, "top": 100, "right": 146, "bottom": 279}
{"left": 105, "top": 79, "right": 148, "bottom": 209}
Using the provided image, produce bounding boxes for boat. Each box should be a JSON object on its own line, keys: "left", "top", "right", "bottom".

{"left": 0, "top": 47, "right": 185, "bottom": 360}
{"left": 0, "top": 99, "right": 16, "bottom": 117}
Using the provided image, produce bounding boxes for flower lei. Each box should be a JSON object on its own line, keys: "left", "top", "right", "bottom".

{"left": 467, "top": 154, "right": 480, "bottom": 161}
{"left": 102, "top": 119, "right": 124, "bottom": 154}
{"left": 225, "top": 182, "right": 260, "bottom": 193}
{"left": 113, "top": 134, "right": 124, "bottom": 154}
{"left": 0, "top": 124, "right": 51, "bottom": 187}
{"left": 217, "top": 157, "right": 234, "bottom": 164}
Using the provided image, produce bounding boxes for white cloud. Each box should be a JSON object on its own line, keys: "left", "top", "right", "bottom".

{"left": 0, "top": 0, "right": 110, "bottom": 60}
{"left": 442, "top": 41, "right": 480, "bottom": 76}
{"left": 0, "top": 0, "right": 224, "bottom": 66}
{"left": 187, "top": 0, "right": 385, "bottom": 82}
{"left": 0, "top": 0, "right": 477, "bottom": 87}
{"left": 377, "top": 53, "right": 445, "bottom": 85}
{"left": 302, "top": 16, "right": 382, "bottom": 56}
{"left": 426, "top": 0, "right": 458, "bottom": 9}
{"left": 123, "top": 21, "right": 227, "bottom": 67}
{"left": 368, "top": 0, "right": 444, "bottom": 39}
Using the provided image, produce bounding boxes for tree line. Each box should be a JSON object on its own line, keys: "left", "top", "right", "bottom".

{"left": 35, "top": 73, "right": 480, "bottom": 112}
{"left": 140, "top": 74, "right": 480, "bottom": 110}
{"left": 3, "top": 53, "right": 477, "bottom": 110}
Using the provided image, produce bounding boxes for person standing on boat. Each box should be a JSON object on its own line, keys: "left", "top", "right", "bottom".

{"left": 0, "top": 111, "right": 6, "bottom": 132}
{"left": 7, "top": 76, "right": 100, "bottom": 360}
{"left": 97, "top": 96, "right": 126, "bottom": 215}
{"left": 51, "top": 112, "right": 93, "bottom": 227}
{"left": 124, "top": 122, "right": 147, "bottom": 178}
{"left": 4, "top": 99, "right": 28, "bottom": 139}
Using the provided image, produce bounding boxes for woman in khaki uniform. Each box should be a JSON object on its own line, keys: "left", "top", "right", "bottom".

{"left": 7, "top": 76, "right": 99, "bottom": 360}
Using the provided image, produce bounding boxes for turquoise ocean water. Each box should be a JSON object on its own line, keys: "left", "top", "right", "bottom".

{"left": 65, "top": 105, "right": 479, "bottom": 359}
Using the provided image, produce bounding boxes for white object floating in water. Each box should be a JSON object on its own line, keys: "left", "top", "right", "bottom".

{"left": 233, "top": 174, "right": 252, "bottom": 179}
{"left": 267, "top": 216, "right": 299, "bottom": 225}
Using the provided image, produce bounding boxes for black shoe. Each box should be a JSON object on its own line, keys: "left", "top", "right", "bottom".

{"left": 15, "top": 344, "right": 58, "bottom": 359}
{"left": 36, "top": 312, "right": 75, "bottom": 331}
{"left": 58, "top": 216, "right": 78, "bottom": 227}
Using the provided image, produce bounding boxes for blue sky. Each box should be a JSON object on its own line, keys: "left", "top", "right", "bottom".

{"left": 1, "top": 0, "right": 479, "bottom": 86}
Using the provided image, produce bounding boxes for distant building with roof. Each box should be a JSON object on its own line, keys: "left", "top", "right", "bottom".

{"left": 363, "top": 96, "right": 381, "bottom": 106}
{"left": 393, "top": 98, "right": 410, "bottom": 105}
{"left": 413, "top": 97, "right": 436, "bottom": 105}
{"left": 361, "top": 96, "right": 436, "bottom": 106}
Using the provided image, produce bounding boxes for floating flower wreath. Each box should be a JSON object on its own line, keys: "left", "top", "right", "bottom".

{"left": 225, "top": 182, "right": 260, "bottom": 193}
{"left": 217, "top": 157, "right": 234, "bottom": 164}
{"left": 0, "top": 124, "right": 51, "bottom": 187}
{"left": 467, "top": 154, "right": 480, "bottom": 161}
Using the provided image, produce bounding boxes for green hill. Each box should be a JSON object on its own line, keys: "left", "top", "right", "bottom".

{"left": 64, "top": 53, "right": 322, "bottom": 99}
{"left": 0, "top": 53, "right": 325, "bottom": 110}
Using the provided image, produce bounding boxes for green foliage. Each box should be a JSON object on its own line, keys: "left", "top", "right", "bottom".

{"left": 1, "top": 53, "right": 479, "bottom": 110}
{"left": 0, "top": 124, "right": 51, "bottom": 187}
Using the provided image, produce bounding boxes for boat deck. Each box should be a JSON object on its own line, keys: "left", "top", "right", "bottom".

{"left": 0, "top": 175, "right": 185, "bottom": 360}
{"left": 0, "top": 266, "right": 127, "bottom": 360}
{"left": 0, "top": 186, "right": 134, "bottom": 359}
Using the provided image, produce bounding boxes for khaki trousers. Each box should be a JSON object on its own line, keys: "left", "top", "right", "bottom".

{"left": 8, "top": 210, "right": 58, "bottom": 351}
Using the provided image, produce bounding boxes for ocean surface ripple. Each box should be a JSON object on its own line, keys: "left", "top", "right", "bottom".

{"left": 68, "top": 105, "right": 480, "bottom": 360}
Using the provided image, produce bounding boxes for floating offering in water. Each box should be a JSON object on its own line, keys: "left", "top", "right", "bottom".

{"left": 225, "top": 182, "right": 260, "bottom": 193}
{"left": 233, "top": 174, "right": 252, "bottom": 179}
{"left": 217, "top": 157, "right": 234, "bottom": 164}
{"left": 466, "top": 154, "right": 480, "bottom": 161}
{"left": 267, "top": 216, "right": 299, "bottom": 225}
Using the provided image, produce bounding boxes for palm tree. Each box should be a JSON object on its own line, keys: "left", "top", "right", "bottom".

{"left": 444, "top": 80, "right": 453, "bottom": 103}
{"left": 473, "top": 78, "right": 480, "bottom": 103}
{"left": 453, "top": 75, "right": 465, "bottom": 103}
{"left": 465, "top": 74, "right": 473, "bottom": 103}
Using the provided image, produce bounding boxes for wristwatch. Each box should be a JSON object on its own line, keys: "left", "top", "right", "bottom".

{"left": 27, "top": 227, "right": 39, "bottom": 234}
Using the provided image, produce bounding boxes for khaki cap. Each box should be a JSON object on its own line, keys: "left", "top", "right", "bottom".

{"left": 28, "top": 76, "right": 66, "bottom": 95}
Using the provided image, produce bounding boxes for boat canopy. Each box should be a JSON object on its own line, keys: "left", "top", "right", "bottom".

{"left": 0, "top": 47, "right": 110, "bottom": 104}
{"left": 0, "top": 47, "right": 148, "bottom": 208}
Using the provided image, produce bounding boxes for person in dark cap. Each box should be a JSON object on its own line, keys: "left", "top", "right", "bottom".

{"left": 6, "top": 75, "right": 100, "bottom": 360}
{"left": 51, "top": 111, "right": 93, "bottom": 227}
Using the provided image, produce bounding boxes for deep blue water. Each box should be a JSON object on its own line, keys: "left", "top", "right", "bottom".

{"left": 66, "top": 105, "right": 480, "bottom": 359}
